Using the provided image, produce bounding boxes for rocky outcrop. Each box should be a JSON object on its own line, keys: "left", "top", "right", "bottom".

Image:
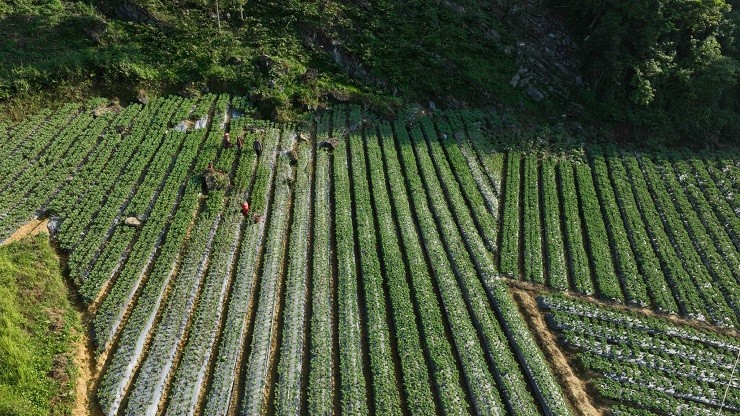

{"left": 114, "top": 1, "right": 160, "bottom": 26}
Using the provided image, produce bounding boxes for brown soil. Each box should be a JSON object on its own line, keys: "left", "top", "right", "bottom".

{"left": 510, "top": 286, "right": 604, "bottom": 416}
{"left": 73, "top": 322, "right": 104, "bottom": 416}
{"left": 1, "top": 218, "right": 50, "bottom": 246}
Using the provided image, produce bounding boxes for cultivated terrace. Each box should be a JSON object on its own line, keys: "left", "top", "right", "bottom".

{"left": 0, "top": 96, "right": 738, "bottom": 415}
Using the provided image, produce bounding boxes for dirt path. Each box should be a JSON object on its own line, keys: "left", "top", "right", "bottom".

{"left": 73, "top": 320, "right": 104, "bottom": 416}
{"left": 1, "top": 218, "right": 50, "bottom": 245}
{"left": 510, "top": 286, "right": 604, "bottom": 416}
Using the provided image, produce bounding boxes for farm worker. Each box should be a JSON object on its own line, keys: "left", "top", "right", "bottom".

{"left": 207, "top": 161, "right": 215, "bottom": 173}
{"left": 253, "top": 139, "right": 263, "bottom": 157}
{"left": 224, "top": 132, "right": 232, "bottom": 148}
{"left": 236, "top": 135, "right": 244, "bottom": 151}
{"left": 241, "top": 201, "right": 250, "bottom": 217}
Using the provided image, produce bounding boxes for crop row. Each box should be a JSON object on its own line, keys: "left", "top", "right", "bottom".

{"left": 432, "top": 116, "right": 498, "bottom": 253}
{"left": 85, "top": 128, "right": 207, "bottom": 350}
{"left": 542, "top": 294, "right": 740, "bottom": 413}
{"left": 393, "top": 119, "right": 503, "bottom": 415}
{"left": 0, "top": 108, "right": 55, "bottom": 169}
{"left": 558, "top": 162, "right": 592, "bottom": 295}
{"left": 417, "top": 118, "right": 572, "bottom": 415}
{"left": 541, "top": 296, "right": 740, "bottom": 368}
{"left": 77, "top": 103, "right": 205, "bottom": 304}
{"left": 540, "top": 159, "right": 568, "bottom": 290}
{"left": 622, "top": 153, "right": 706, "bottom": 317}
{"left": 445, "top": 112, "right": 500, "bottom": 224}
{"left": 0, "top": 110, "right": 107, "bottom": 239}
{"left": 0, "top": 108, "right": 97, "bottom": 215}
{"left": 274, "top": 129, "right": 314, "bottom": 415}
{"left": 499, "top": 152, "right": 520, "bottom": 276}
{"left": 638, "top": 153, "right": 736, "bottom": 324}
{"left": 455, "top": 109, "right": 505, "bottom": 196}
{"left": 331, "top": 116, "right": 369, "bottom": 415}
{"left": 381, "top": 119, "right": 471, "bottom": 414}
{"left": 411, "top": 121, "right": 546, "bottom": 415}
{"left": 96, "top": 124, "right": 226, "bottom": 415}
{"left": 687, "top": 156, "right": 740, "bottom": 252}
{"left": 306, "top": 114, "right": 334, "bottom": 416}
{"left": 239, "top": 130, "right": 297, "bottom": 416}
{"left": 77, "top": 95, "right": 209, "bottom": 294}
{"left": 123, "top": 188, "right": 226, "bottom": 416}
{"left": 53, "top": 100, "right": 166, "bottom": 249}
{"left": 700, "top": 150, "right": 740, "bottom": 212}
{"left": 651, "top": 152, "right": 740, "bottom": 321}
{"left": 573, "top": 164, "right": 622, "bottom": 301}
{"left": 202, "top": 125, "right": 280, "bottom": 416}
{"left": 523, "top": 154, "right": 544, "bottom": 284}
{"left": 601, "top": 147, "right": 678, "bottom": 313}
{"left": 46, "top": 103, "right": 145, "bottom": 215}
{"left": 61, "top": 107, "right": 174, "bottom": 289}
{"left": 61, "top": 97, "right": 188, "bottom": 279}
{"left": 70, "top": 101, "right": 197, "bottom": 280}
{"left": 373, "top": 121, "right": 468, "bottom": 415}
{"left": 0, "top": 104, "right": 80, "bottom": 196}
{"left": 669, "top": 153, "right": 740, "bottom": 285}
{"left": 348, "top": 124, "right": 404, "bottom": 415}
{"left": 587, "top": 147, "right": 649, "bottom": 306}
{"left": 166, "top": 133, "right": 257, "bottom": 415}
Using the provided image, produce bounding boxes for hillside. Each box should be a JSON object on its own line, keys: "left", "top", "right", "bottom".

{"left": 1, "top": 1, "right": 740, "bottom": 414}
{"left": 0, "top": 96, "right": 739, "bottom": 415}
{"left": 1, "top": 0, "right": 738, "bottom": 142}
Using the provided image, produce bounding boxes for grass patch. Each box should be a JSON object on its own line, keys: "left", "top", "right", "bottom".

{"left": 0, "top": 234, "right": 81, "bottom": 416}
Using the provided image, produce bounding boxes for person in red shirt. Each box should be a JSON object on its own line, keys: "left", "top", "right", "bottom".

{"left": 241, "top": 201, "right": 250, "bottom": 217}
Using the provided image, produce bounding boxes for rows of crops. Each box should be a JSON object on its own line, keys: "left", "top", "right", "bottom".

{"left": 540, "top": 294, "right": 740, "bottom": 415}
{"left": 492, "top": 133, "right": 740, "bottom": 327}
{"left": 0, "top": 96, "right": 738, "bottom": 415}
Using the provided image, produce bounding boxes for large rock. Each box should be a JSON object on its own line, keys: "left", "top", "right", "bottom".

{"left": 115, "top": 1, "right": 160, "bottom": 26}
{"left": 124, "top": 217, "right": 142, "bottom": 227}
{"left": 527, "top": 85, "right": 545, "bottom": 101}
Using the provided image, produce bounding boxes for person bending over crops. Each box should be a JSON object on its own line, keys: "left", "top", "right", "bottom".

{"left": 224, "top": 132, "right": 232, "bottom": 148}
{"left": 241, "top": 201, "right": 250, "bottom": 217}
{"left": 236, "top": 135, "right": 244, "bottom": 151}
{"left": 253, "top": 139, "right": 262, "bottom": 157}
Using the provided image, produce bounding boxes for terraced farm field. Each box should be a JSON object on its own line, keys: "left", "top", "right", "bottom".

{"left": 0, "top": 94, "right": 738, "bottom": 415}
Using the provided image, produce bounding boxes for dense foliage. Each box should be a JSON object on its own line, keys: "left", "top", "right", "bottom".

{"left": 0, "top": 0, "right": 524, "bottom": 122}
{"left": 555, "top": 0, "right": 740, "bottom": 142}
